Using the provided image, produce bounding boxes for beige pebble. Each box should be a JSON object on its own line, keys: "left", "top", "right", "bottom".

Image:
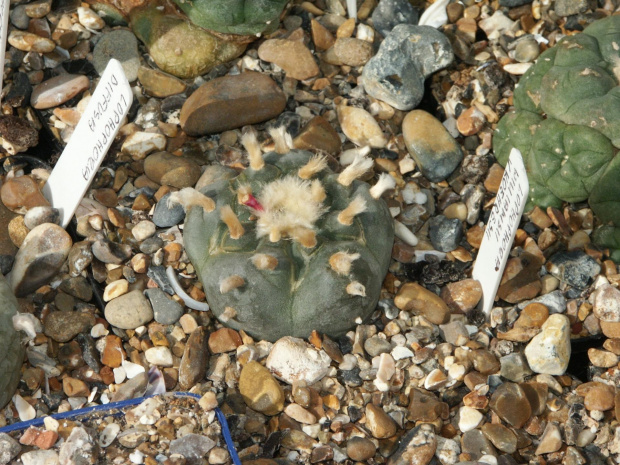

{"left": 258, "top": 39, "right": 319, "bottom": 80}
{"left": 103, "top": 279, "right": 129, "bottom": 302}
{"left": 337, "top": 103, "right": 387, "bottom": 148}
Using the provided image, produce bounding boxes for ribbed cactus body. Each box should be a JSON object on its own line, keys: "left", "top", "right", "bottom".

{"left": 183, "top": 150, "right": 394, "bottom": 342}
{"left": 493, "top": 15, "right": 620, "bottom": 225}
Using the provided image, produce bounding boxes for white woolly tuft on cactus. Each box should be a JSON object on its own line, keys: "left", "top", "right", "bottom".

{"left": 255, "top": 175, "right": 326, "bottom": 245}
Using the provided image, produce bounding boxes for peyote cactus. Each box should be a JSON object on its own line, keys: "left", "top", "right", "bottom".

{"left": 175, "top": 130, "right": 395, "bottom": 342}
{"left": 493, "top": 15, "right": 620, "bottom": 254}
{"left": 0, "top": 273, "right": 25, "bottom": 409}
{"left": 170, "top": 0, "right": 290, "bottom": 36}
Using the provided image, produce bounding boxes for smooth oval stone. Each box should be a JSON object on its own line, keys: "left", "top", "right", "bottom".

{"left": 180, "top": 72, "right": 286, "bottom": 136}
{"left": 8, "top": 30, "right": 55, "bottom": 53}
{"left": 31, "top": 74, "right": 90, "bottom": 109}
{"left": 239, "top": 361, "right": 285, "bottom": 416}
{"left": 104, "top": 290, "right": 154, "bottom": 329}
{"left": 93, "top": 29, "right": 140, "bottom": 81}
{"left": 402, "top": 110, "right": 463, "bottom": 182}
{"left": 8, "top": 224, "right": 72, "bottom": 297}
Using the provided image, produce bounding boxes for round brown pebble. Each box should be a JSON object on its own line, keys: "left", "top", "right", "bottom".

{"left": 346, "top": 436, "right": 377, "bottom": 461}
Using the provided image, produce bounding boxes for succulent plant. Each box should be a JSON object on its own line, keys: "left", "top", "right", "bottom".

{"left": 0, "top": 273, "right": 25, "bottom": 409}
{"left": 173, "top": 129, "right": 395, "bottom": 342}
{"left": 89, "top": 0, "right": 290, "bottom": 78}
{"left": 171, "top": 0, "right": 290, "bottom": 36}
{"left": 493, "top": 15, "right": 620, "bottom": 253}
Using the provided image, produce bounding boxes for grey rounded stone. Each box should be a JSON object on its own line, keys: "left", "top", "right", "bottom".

{"left": 428, "top": 215, "right": 463, "bottom": 252}
{"left": 153, "top": 193, "right": 185, "bottom": 228}
{"left": 140, "top": 236, "right": 164, "bottom": 254}
{"left": 514, "top": 37, "right": 539, "bottom": 63}
{"left": 364, "top": 336, "right": 392, "bottom": 357}
{"left": 371, "top": 0, "right": 419, "bottom": 38}
{"left": 93, "top": 29, "right": 140, "bottom": 81}
{"left": 0, "top": 433, "right": 21, "bottom": 464}
{"left": 104, "top": 290, "right": 154, "bottom": 329}
{"left": 362, "top": 24, "right": 453, "bottom": 111}
{"left": 145, "top": 287, "right": 184, "bottom": 325}
{"left": 9, "top": 5, "right": 29, "bottom": 29}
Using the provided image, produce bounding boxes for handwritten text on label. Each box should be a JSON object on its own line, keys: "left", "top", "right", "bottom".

{"left": 0, "top": 0, "right": 10, "bottom": 94}
{"left": 43, "top": 59, "right": 133, "bottom": 228}
{"left": 472, "top": 148, "right": 529, "bottom": 316}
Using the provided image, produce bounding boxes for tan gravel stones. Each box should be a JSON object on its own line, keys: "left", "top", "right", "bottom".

{"left": 179, "top": 327, "right": 209, "bottom": 390}
{"left": 143, "top": 152, "right": 201, "bottom": 189}
{"left": 293, "top": 115, "right": 341, "bottom": 154}
{"left": 490, "top": 382, "right": 531, "bottom": 428}
{"left": 387, "top": 424, "right": 436, "bottom": 465}
{"left": 524, "top": 314, "right": 571, "bottom": 375}
{"left": 137, "top": 66, "right": 186, "bottom": 98}
{"left": 1, "top": 176, "right": 48, "bottom": 213}
{"left": 365, "top": 403, "right": 397, "bottom": 439}
{"left": 239, "top": 361, "right": 284, "bottom": 416}
{"left": 336, "top": 102, "right": 387, "bottom": 148}
{"left": 257, "top": 39, "right": 319, "bottom": 80}
{"left": 179, "top": 72, "right": 287, "bottom": 136}
{"left": 395, "top": 282, "right": 450, "bottom": 324}
{"left": 30, "top": 74, "right": 90, "bottom": 109}
{"left": 440, "top": 279, "right": 482, "bottom": 313}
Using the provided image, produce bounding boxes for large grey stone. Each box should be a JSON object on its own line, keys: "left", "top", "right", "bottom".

{"left": 362, "top": 24, "right": 453, "bottom": 111}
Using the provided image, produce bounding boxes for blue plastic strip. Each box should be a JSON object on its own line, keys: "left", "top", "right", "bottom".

{"left": 0, "top": 392, "right": 242, "bottom": 465}
{"left": 215, "top": 406, "right": 242, "bottom": 465}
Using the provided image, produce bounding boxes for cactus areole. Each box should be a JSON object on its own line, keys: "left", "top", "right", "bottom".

{"left": 492, "top": 15, "right": 620, "bottom": 257}
{"left": 182, "top": 142, "right": 394, "bottom": 342}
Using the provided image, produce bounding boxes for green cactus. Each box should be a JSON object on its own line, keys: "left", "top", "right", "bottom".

{"left": 493, "top": 15, "right": 620, "bottom": 252}
{"left": 171, "top": 0, "right": 290, "bottom": 36}
{"left": 0, "top": 273, "right": 25, "bottom": 409}
{"left": 176, "top": 131, "right": 395, "bottom": 342}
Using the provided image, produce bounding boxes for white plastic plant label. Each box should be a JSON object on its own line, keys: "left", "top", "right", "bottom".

{"left": 472, "top": 148, "right": 529, "bottom": 316}
{"left": 0, "top": 0, "right": 10, "bottom": 94}
{"left": 43, "top": 59, "right": 132, "bottom": 227}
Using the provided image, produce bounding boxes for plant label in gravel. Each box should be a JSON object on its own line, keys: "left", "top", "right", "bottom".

{"left": 42, "top": 58, "right": 132, "bottom": 227}
{"left": 0, "top": 0, "right": 9, "bottom": 94}
{"left": 473, "top": 148, "right": 528, "bottom": 316}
